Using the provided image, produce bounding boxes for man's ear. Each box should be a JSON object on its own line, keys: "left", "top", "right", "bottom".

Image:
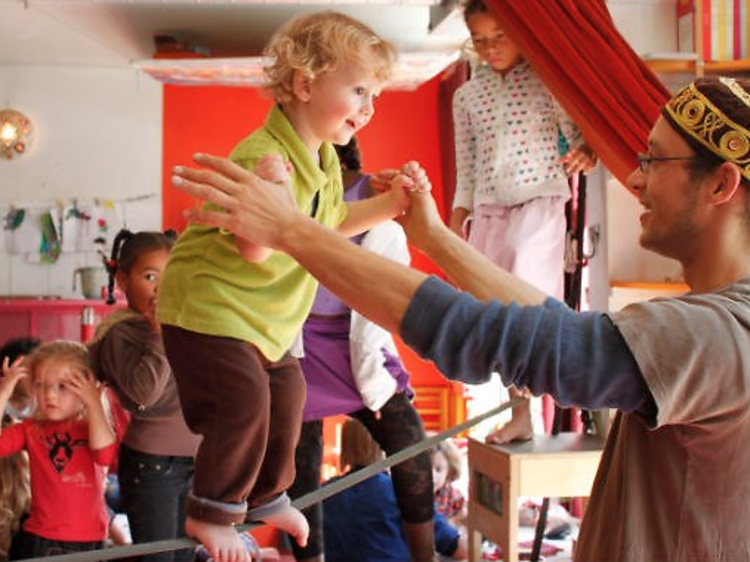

{"left": 292, "top": 70, "right": 313, "bottom": 102}
{"left": 711, "top": 162, "right": 743, "bottom": 206}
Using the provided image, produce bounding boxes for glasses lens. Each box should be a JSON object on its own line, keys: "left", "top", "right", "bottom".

{"left": 637, "top": 154, "right": 648, "bottom": 174}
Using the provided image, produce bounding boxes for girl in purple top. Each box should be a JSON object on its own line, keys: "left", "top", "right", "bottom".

{"left": 288, "top": 138, "right": 435, "bottom": 562}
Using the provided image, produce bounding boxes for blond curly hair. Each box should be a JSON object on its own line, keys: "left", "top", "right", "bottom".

{"left": 263, "top": 11, "right": 397, "bottom": 105}
{"left": 25, "top": 341, "right": 95, "bottom": 421}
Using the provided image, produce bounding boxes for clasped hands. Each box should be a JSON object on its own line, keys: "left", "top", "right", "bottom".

{"left": 171, "top": 153, "right": 440, "bottom": 252}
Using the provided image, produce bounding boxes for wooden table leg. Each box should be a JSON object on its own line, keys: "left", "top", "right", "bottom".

{"left": 503, "top": 455, "right": 519, "bottom": 562}
{"left": 468, "top": 524, "right": 483, "bottom": 562}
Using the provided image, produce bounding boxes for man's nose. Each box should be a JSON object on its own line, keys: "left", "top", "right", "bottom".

{"left": 626, "top": 168, "right": 644, "bottom": 194}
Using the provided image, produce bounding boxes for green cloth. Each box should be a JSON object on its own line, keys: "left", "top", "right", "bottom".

{"left": 157, "top": 105, "right": 348, "bottom": 361}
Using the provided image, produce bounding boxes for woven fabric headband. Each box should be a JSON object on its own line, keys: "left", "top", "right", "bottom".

{"left": 664, "top": 77, "right": 750, "bottom": 181}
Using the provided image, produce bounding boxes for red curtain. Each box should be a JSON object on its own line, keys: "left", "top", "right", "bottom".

{"left": 486, "top": 0, "right": 671, "bottom": 190}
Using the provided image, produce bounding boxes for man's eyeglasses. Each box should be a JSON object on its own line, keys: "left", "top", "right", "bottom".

{"left": 636, "top": 153, "right": 697, "bottom": 174}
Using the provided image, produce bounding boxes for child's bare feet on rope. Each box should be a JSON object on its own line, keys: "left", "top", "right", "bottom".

{"left": 187, "top": 517, "right": 251, "bottom": 562}
{"left": 194, "top": 529, "right": 281, "bottom": 561}
{"left": 262, "top": 505, "right": 310, "bottom": 548}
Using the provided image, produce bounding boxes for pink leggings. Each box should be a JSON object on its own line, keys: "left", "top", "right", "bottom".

{"left": 467, "top": 196, "right": 567, "bottom": 299}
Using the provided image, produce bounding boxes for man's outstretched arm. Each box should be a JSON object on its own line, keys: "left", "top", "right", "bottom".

{"left": 171, "top": 153, "right": 427, "bottom": 334}
{"left": 395, "top": 187, "right": 547, "bottom": 306}
{"left": 171, "top": 153, "right": 654, "bottom": 415}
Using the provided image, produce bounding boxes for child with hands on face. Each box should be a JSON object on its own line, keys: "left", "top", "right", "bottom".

{"left": 0, "top": 341, "right": 117, "bottom": 559}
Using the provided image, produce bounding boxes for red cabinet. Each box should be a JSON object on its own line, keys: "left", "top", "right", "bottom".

{"left": 0, "top": 298, "right": 123, "bottom": 345}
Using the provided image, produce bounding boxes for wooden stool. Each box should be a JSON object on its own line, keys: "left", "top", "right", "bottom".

{"left": 467, "top": 433, "right": 604, "bottom": 562}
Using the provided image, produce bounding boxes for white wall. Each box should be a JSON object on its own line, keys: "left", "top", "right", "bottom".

{"left": 603, "top": 0, "right": 687, "bottom": 285}
{"left": 608, "top": 0, "right": 677, "bottom": 55}
{"left": 0, "top": 65, "right": 162, "bottom": 298}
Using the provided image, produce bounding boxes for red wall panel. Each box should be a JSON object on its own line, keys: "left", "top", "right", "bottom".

{"left": 162, "top": 85, "right": 274, "bottom": 231}
{"left": 162, "top": 76, "right": 451, "bottom": 386}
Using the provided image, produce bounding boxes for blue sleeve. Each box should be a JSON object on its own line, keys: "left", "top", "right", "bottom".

{"left": 433, "top": 512, "right": 460, "bottom": 557}
{"left": 400, "top": 277, "right": 656, "bottom": 415}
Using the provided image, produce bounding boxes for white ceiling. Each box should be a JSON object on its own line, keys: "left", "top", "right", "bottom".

{"left": 0, "top": 0, "right": 469, "bottom": 87}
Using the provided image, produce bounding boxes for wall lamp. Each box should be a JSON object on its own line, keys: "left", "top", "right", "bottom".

{"left": 0, "top": 109, "right": 33, "bottom": 159}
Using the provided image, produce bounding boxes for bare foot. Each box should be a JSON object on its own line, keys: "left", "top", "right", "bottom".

{"left": 186, "top": 517, "right": 251, "bottom": 562}
{"left": 485, "top": 410, "right": 534, "bottom": 445}
{"left": 261, "top": 505, "right": 310, "bottom": 548}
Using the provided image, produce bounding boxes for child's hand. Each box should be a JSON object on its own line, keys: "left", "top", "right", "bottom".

{"left": 370, "top": 169, "right": 399, "bottom": 193}
{"left": 1, "top": 356, "right": 29, "bottom": 397}
{"left": 389, "top": 173, "right": 419, "bottom": 214}
{"left": 449, "top": 208, "right": 470, "bottom": 239}
{"left": 142, "top": 308, "right": 161, "bottom": 334}
{"left": 371, "top": 162, "right": 432, "bottom": 194}
{"left": 371, "top": 162, "right": 432, "bottom": 214}
{"left": 255, "top": 153, "right": 292, "bottom": 185}
{"left": 561, "top": 143, "right": 597, "bottom": 175}
{"left": 64, "top": 370, "right": 102, "bottom": 411}
{"left": 400, "top": 161, "right": 432, "bottom": 194}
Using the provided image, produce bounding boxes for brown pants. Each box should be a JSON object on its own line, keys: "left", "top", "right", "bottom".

{"left": 162, "top": 325, "right": 305, "bottom": 525}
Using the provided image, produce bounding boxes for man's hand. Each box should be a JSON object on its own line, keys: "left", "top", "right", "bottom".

{"left": 396, "top": 191, "right": 450, "bottom": 253}
{"left": 172, "top": 153, "right": 301, "bottom": 252}
{"left": 371, "top": 161, "right": 432, "bottom": 197}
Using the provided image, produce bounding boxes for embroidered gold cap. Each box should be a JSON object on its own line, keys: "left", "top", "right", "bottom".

{"left": 663, "top": 76, "right": 750, "bottom": 181}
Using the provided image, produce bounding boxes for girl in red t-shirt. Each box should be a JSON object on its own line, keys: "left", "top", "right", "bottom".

{"left": 0, "top": 341, "right": 117, "bottom": 558}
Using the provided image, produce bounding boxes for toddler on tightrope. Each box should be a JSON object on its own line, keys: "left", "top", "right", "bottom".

{"left": 159, "top": 11, "right": 430, "bottom": 562}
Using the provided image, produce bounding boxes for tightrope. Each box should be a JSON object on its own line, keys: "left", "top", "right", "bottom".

{"left": 19, "top": 397, "right": 524, "bottom": 562}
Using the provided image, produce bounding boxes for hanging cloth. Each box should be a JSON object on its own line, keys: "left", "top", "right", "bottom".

{"left": 485, "top": 0, "right": 671, "bottom": 190}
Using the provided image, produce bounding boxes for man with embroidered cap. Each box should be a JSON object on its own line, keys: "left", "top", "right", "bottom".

{"left": 168, "top": 76, "right": 750, "bottom": 561}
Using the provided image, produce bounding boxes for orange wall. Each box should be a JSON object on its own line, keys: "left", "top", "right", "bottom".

{"left": 162, "top": 76, "right": 452, "bottom": 387}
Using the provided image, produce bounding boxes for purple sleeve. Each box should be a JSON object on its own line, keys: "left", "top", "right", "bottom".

{"left": 400, "top": 277, "right": 656, "bottom": 415}
{"left": 381, "top": 348, "right": 413, "bottom": 399}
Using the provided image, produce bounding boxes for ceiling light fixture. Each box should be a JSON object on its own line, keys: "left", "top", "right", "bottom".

{"left": 0, "top": 109, "right": 33, "bottom": 159}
